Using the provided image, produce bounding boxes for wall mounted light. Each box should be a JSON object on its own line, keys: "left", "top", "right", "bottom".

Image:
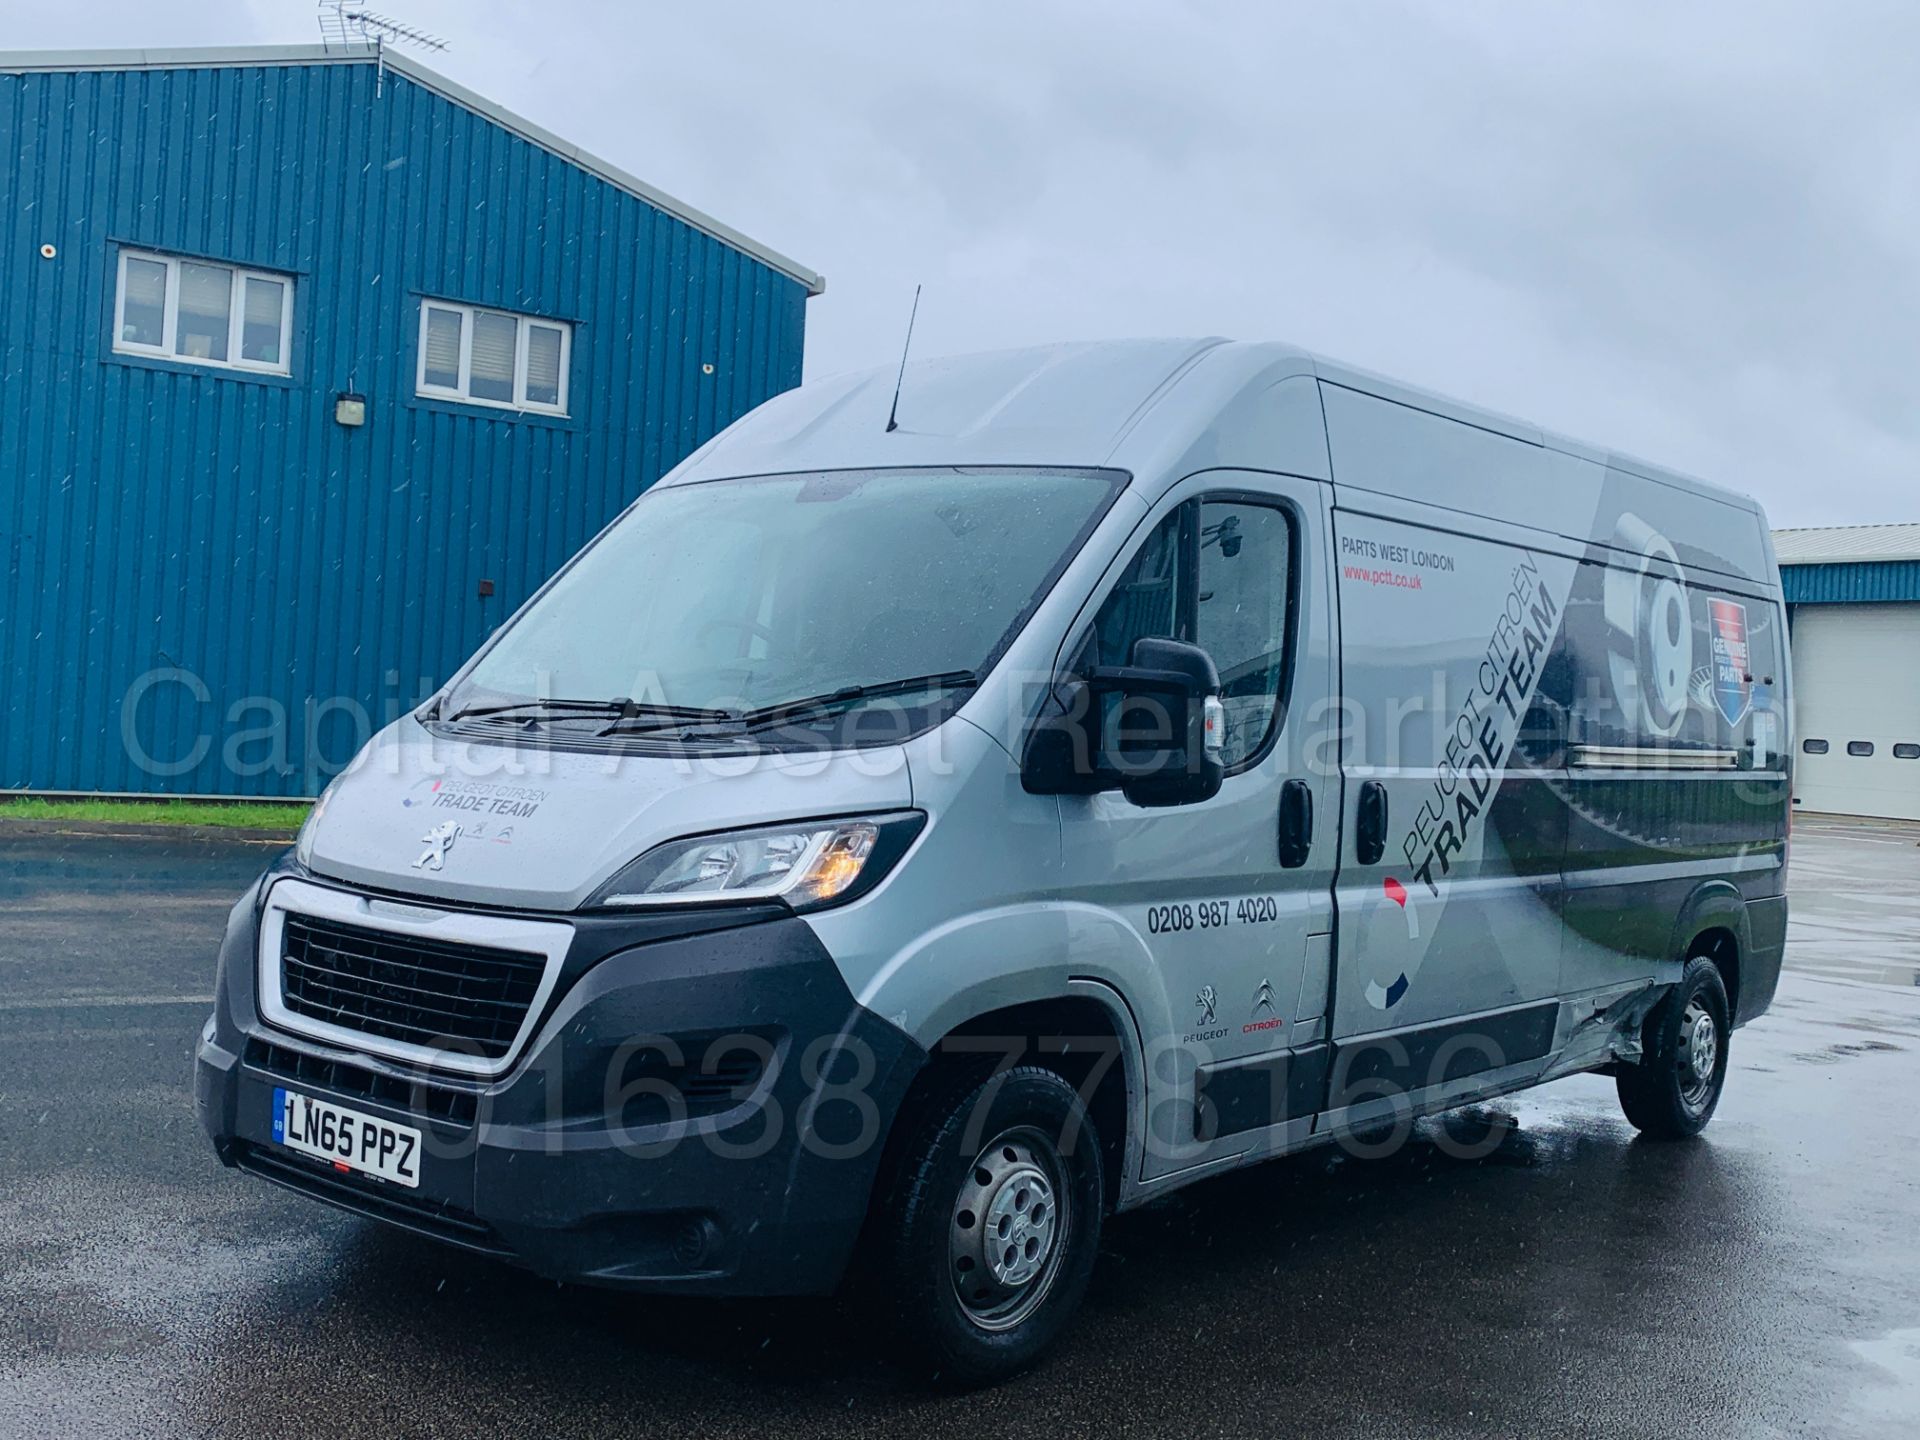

{"left": 334, "top": 392, "right": 367, "bottom": 427}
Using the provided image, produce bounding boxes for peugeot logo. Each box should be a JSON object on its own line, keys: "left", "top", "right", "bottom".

{"left": 413, "top": 821, "right": 461, "bottom": 871}
{"left": 1195, "top": 985, "right": 1217, "bottom": 1026}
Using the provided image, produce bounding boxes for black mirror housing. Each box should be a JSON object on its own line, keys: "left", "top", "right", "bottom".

{"left": 1022, "top": 637, "right": 1225, "bottom": 807}
{"left": 1021, "top": 681, "right": 1110, "bottom": 796}
{"left": 1109, "top": 637, "right": 1225, "bottom": 806}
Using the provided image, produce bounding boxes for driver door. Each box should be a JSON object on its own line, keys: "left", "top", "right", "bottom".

{"left": 1052, "top": 470, "right": 1338, "bottom": 1180}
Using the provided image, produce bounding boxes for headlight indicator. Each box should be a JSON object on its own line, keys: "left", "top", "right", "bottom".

{"left": 587, "top": 812, "right": 920, "bottom": 912}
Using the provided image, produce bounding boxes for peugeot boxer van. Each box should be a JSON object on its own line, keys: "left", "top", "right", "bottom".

{"left": 198, "top": 339, "right": 1790, "bottom": 1382}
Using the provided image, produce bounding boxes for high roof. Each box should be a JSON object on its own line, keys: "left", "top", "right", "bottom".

{"left": 1773, "top": 524, "right": 1920, "bottom": 565}
{"left": 670, "top": 337, "right": 1759, "bottom": 517}
{"left": 665, "top": 338, "right": 1294, "bottom": 483}
{"left": 0, "top": 43, "right": 824, "bottom": 295}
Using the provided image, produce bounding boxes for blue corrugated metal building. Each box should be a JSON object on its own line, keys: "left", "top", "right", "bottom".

{"left": 0, "top": 44, "right": 820, "bottom": 799}
{"left": 1775, "top": 524, "right": 1920, "bottom": 605}
{"left": 1779, "top": 563, "right": 1920, "bottom": 607}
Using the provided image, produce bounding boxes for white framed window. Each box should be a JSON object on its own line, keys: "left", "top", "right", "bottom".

{"left": 416, "top": 300, "right": 571, "bottom": 416}
{"left": 112, "top": 248, "right": 294, "bottom": 375}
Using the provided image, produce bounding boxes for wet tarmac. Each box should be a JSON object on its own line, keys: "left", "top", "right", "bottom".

{"left": 3, "top": 817, "right": 1919, "bottom": 1437}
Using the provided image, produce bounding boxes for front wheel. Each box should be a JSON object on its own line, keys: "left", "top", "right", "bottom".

{"left": 873, "top": 1066, "right": 1105, "bottom": 1386}
{"left": 1616, "top": 956, "right": 1732, "bottom": 1139}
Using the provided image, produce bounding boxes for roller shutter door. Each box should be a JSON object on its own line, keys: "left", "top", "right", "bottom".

{"left": 1791, "top": 604, "right": 1920, "bottom": 820}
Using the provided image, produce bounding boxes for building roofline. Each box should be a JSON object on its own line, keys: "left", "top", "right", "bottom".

{"left": 1773, "top": 523, "right": 1920, "bottom": 566}
{"left": 1779, "top": 556, "right": 1920, "bottom": 567}
{"left": 0, "top": 43, "right": 825, "bottom": 295}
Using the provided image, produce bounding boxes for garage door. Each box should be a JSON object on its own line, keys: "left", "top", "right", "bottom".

{"left": 1791, "top": 603, "right": 1920, "bottom": 820}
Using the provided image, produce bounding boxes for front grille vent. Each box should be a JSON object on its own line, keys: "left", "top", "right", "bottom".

{"left": 245, "top": 1037, "right": 480, "bottom": 1126}
{"left": 611, "top": 1043, "right": 770, "bottom": 1127}
{"left": 280, "top": 914, "right": 545, "bottom": 1061}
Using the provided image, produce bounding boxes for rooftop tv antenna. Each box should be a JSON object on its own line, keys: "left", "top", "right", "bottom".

{"left": 318, "top": 3, "right": 448, "bottom": 95}
{"left": 884, "top": 285, "right": 922, "bottom": 434}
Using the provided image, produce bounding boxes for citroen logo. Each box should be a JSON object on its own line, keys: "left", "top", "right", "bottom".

{"left": 413, "top": 820, "right": 461, "bottom": 871}
{"left": 1252, "top": 978, "right": 1277, "bottom": 1017}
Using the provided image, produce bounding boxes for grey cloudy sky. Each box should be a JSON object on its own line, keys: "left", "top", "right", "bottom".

{"left": 16, "top": 2, "right": 1919, "bottom": 525}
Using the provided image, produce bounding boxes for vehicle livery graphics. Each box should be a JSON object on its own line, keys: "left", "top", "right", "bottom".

{"left": 1601, "top": 512, "right": 1693, "bottom": 739}
{"left": 1358, "top": 550, "right": 1572, "bottom": 1011}
{"left": 1336, "top": 508, "right": 1784, "bottom": 1019}
{"left": 1706, "top": 599, "right": 1751, "bottom": 728}
{"left": 1396, "top": 555, "right": 1561, "bottom": 901}
{"left": 1555, "top": 520, "right": 1786, "bottom": 978}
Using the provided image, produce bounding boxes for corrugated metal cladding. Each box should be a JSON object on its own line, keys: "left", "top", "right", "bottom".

{"left": 1781, "top": 562, "right": 1920, "bottom": 606}
{"left": 0, "top": 55, "right": 810, "bottom": 797}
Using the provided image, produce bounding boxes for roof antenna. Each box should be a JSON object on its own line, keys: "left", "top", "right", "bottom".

{"left": 318, "top": 3, "right": 449, "bottom": 95}
{"left": 884, "top": 284, "right": 922, "bottom": 434}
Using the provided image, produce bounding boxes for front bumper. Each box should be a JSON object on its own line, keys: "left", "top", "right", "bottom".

{"left": 197, "top": 865, "right": 924, "bottom": 1295}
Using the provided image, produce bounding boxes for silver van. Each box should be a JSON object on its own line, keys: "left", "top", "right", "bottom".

{"left": 198, "top": 339, "right": 1790, "bottom": 1382}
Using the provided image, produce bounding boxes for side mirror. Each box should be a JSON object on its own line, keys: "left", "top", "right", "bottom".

{"left": 1022, "top": 637, "right": 1226, "bottom": 807}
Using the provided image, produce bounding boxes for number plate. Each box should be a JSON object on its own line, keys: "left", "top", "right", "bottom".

{"left": 272, "top": 1087, "right": 422, "bottom": 1189}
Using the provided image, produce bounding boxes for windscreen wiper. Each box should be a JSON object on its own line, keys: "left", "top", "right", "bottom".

{"left": 446, "top": 696, "right": 627, "bottom": 723}
{"left": 724, "top": 670, "right": 982, "bottom": 734}
{"left": 596, "top": 698, "right": 746, "bottom": 737}
{"left": 446, "top": 696, "right": 735, "bottom": 731}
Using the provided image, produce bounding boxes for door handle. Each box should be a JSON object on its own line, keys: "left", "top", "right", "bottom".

{"left": 1356, "top": 780, "right": 1389, "bottom": 865}
{"left": 1278, "top": 779, "right": 1313, "bottom": 868}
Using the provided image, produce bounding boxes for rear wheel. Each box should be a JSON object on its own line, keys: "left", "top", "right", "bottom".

{"left": 1616, "top": 956, "right": 1731, "bottom": 1139}
{"left": 873, "top": 1066, "right": 1105, "bottom": 1385}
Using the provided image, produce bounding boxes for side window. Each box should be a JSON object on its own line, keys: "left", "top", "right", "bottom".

{"left": 1197, "top": 501, "right": 1293, "bottom": 766}
{"left": 1084, "top": 506, "right": 1190, "bottom": 668}
{"left": 1077, "top": 497, "right": 1294, "bottom": 770}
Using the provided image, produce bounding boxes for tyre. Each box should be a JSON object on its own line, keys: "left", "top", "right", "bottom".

{"left": 873, "top": 1065, "right": 1105, "bottom": 1386}
{"left": 1616, "top": 955, "right": 1732, "bottom": 1139}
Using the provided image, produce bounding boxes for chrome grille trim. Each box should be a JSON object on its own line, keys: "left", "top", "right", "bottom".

{"left": 257, "top": 877, "right": 572, "bottom": 1078}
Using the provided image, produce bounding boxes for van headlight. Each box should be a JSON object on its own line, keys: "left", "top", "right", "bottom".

{"left": 586, "top": 811, "right": 925, "bottom": 912}
{"left": 293, "top": 774, "right": 343, "bottom": 869}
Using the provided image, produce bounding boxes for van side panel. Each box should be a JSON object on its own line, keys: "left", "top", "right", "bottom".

{"left": 1556, "top": 549, "right": 1791, "bottom": 998}
{"left": 1318, "top": 380, "right": 1776, "bottom": 592}
{"left": 1322, "top": 384, "right": 1789, "bottom": 1077}
{"left": 1584, "top": 458, "right": 1774, "bottom": 590}
{"left": 1328, "top": 508, "right": 1575, "bottom": 1052}
{"left": 1317, "top": 383, "right": 1554, "bottom": 535}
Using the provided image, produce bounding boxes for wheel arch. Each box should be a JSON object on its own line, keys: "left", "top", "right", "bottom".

{"left": 1667, "top": 880, "right": 1751, "bottom": 1023}
{"left": 883, "top": 984, "right": 1146, "bottom": 1214}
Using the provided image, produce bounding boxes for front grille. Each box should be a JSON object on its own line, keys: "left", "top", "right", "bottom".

{"left": 246, "top": 1037, "right": 480, "bottom": 1126}
{"left": 280, "top": 914, "right": 546, "bottom": 1061}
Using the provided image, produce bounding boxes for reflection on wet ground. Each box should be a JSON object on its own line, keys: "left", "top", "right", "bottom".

{"left": 4, "top": 822, "right": 1920, "bottom": 1438}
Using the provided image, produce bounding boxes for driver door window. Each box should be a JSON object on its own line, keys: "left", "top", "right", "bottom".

{"left": 1078, "top": 497, "right": 1295, "bottom": 770}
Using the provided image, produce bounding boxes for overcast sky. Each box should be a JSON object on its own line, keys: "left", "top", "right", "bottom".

{"left": 15, "top": 2, "right": 1919, "bottom": 526}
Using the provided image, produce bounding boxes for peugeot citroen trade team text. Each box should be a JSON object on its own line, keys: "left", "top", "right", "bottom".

{"left": 197, "top": 340, "right": 1791, "bottom": 1381}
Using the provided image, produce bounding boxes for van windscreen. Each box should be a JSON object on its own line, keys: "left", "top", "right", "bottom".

{"left": 451, "top": 467, "right": 1120, "bottom": 729}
